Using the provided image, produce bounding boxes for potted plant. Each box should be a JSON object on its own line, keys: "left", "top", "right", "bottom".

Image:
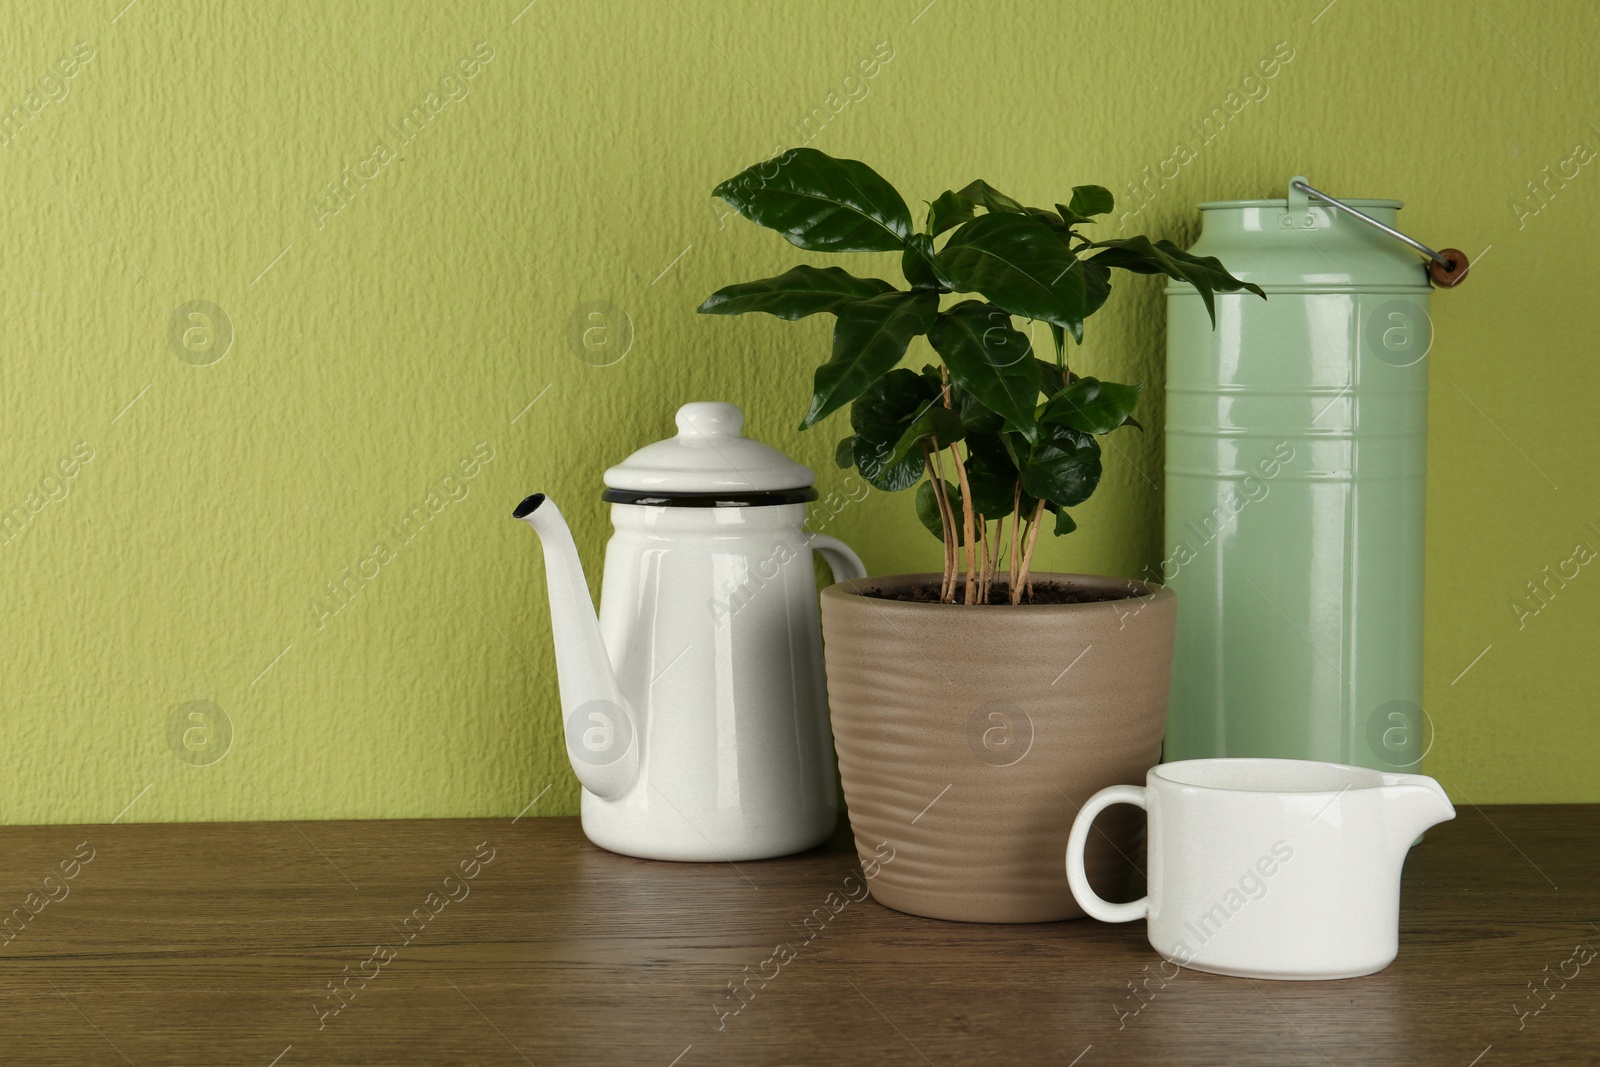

{"left": 699, "top": 148, "right": 1261, "bottom": 922}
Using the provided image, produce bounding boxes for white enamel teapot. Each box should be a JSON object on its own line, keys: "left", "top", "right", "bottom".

{"left": 514, "top": 401, "right": 865, "bottom": 861}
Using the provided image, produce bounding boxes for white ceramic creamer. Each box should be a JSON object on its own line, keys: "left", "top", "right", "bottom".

{"left": 1066, "top": 758, "right": 1455, "bottom": 979}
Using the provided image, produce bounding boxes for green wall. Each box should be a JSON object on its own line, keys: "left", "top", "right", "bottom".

{"left": 2, "top": 0, "right": 1595, "bottom": 823}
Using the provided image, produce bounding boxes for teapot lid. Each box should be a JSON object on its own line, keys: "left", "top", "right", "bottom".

{"left": 601, "top": 402, "right": 817, "bottom": 504}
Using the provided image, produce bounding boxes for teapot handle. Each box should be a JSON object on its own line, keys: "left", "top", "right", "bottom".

{"left": 809, "top": 535, "right": 866, "bottom": 583}
{"left": 1066, "top": 784, "right": 1149, "bottom": 923}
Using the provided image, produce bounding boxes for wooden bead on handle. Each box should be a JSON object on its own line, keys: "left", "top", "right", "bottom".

{"left": 1428, "top": 248, "right": 1470, "bottom": 287}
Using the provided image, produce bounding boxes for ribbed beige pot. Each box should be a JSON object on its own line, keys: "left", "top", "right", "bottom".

{"left": 820, "top": 572, "right": 1175, "bottom": 923}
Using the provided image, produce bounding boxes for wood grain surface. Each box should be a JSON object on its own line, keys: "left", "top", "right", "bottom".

{"left": 0, "top": 807, "right": 1595, "bottom": 1066}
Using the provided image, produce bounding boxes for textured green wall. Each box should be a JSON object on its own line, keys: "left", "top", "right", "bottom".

{"left": 1, "top": 0, "right": 1595, "bottom": 824}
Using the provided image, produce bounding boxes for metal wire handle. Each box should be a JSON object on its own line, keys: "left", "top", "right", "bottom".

{"left": 1290, "top": 179, "right": 1469, "bottom": 288}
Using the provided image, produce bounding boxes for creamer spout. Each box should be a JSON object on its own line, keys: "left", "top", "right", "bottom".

{"left": 1381, "top": 772, "right": 1456, "bottom": 845}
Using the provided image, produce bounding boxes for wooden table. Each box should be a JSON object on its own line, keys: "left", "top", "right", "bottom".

{"left": 0, "top": 807, "right": 1594, "bottom": 1065}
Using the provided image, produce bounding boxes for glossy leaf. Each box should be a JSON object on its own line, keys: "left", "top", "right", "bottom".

{"left": 850, "top": 369, "right": 940, "bottom": 491}
{"left": 714, "top": 148, "right": 912, "bottom": 253}
{"left": 697, "top": 265, "right": 894, "bottom": 319}
{"left": 1025, "top": 206, "right": 1068, "bottom": 231}
{"left": 957, "top": 179, "right": 1025, "bottom": 214}
{"left": 1054, "top": 204, "right": 1087, "bottom": 227}
{"left": 1087, "top": 236, "right": 1265, "bottom": 324}
{"left": 915, "top": 479, "right": 977, "bottom": 545}
{"left": 852, "top": 435, "right": 928, "bottom": 492}
{"left": 834, "top": 435, "right": 856, "bottom": 469}
{"left": 957, "top": 387, "right": 1004, "bottom": 434}
{"left": 999, "top": 429, "right": 1026, "bottom": 469}
{"left": 1049, "top": 322, "right": 1068, "bottom": 358}
{"left": 901, "top": 233, "right": 940, "bottom": 289}
{"left": 1082, "top": 259, "right": 1112, "bottom": 318}
{"left": 1041, "top": 377, "right": 1144, "bottom": 434}
{"left": 935, "top": 213, "right": 1086, "bottom": 330}
{"left": 1019, "top": 425, "right": 1103, "bottom": 508}
{"left": 1045, "top": 260, "right": 1110, "bottom": 344}
{"left": 801, "top": 290, "right": 939, "bottom": 429}
{"left": 926, "top": 190, "right": 975, "bottom": 236}
{"left": 927, "top": 301, "right": 1041, "bottom": 444}
{"left": 1051, "top": 506, "right": 1078, "bottom": 536}
{"left": 851, "top": 371, "right": 928, "bottom": 441}
{"left": 1036, "top": 358, "right": 1070, "bottom": 397}
{"left": 1067, "top": 185, "right": 1114, "bottom": 218}
{"left": 962, "top": 432, "right": 1020, "bottom": 516}
{"left": 889, "top": 403, "right": 963, "bottom": 466}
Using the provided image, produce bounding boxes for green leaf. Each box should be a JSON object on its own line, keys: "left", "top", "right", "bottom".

{"left": 901, "top": 233, "right": 940, "bottom": 289}
{"left": 915, "top": 472, "right": 1015, "bottom": 540}
{"left": 1051, "top": 507, "right": 1078, "bottom": 536}
{"left": 999, "top": 429, "right": 1026, "bottom": 469}
{"left": 889, "top": 404, "right": 963, "bottom": 467}
{"left": 1082, "top": 259, "right": 1112, "bottom": 319}
{"left": 850, "top": 369, "right": 940, "bottom": 491}
{"left": 957, "top": 179, "right": 1025, "bottom": 214}
{"left": 697, "top": 265, "right": 895, "bottom": 319}
{"left": 713, "top": 147, "right": 913, "bottom": 253}
{"left": 851, "top": 369, "right": 928, "bottom": 441}
{"left": 1019, "top": 425, "right": 1103, "bottom": 508}
{"left": 957, "top": 387, "right": 1004, "bottom": 434}
{"left": 834, "top": 435, "right": 856, "bottom": 469}
{"left": 915, "top": 479, "right": 969, "bottom": 543}
{"left": 801, "top": 290, "right": 939, "bottom": 429}
{"left": 927, "top": 301, "right": 1041, "bottom": 444}
{"left": 1049, "top": 322, "right": 1067, "bottom": 357}
{"left": 852, "top": 437, "right": 927, "bottom": 492}
{"left": 962, "top": 432, "right": 1020, "bottom": 516}
{"left": 1087, "top": 236, "right": 1265, "bottom": 325}
{"left": 935, "top": 212, "right": 1087, "bottom": 331}
{"left": 1025, "top": 206, "right": 1068, "bottom": 231}
{"left": 1036, "top": 358, "right": 1069, "bottom": 397}
{"left": 926, "top": 190, "right": 975, "bottom": 236}
{"left": 1067, "top": 185, "right": 1114, "bottom": 218}
{"left": 1040, "top": 377, "right": 1144, "bottom": 434}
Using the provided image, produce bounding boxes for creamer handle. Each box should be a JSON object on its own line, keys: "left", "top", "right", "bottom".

{"left": 1066, "top": 784, "right": 1149, "bottom": 923}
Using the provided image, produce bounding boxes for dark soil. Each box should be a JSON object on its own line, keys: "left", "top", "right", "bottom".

{"left": 863, "top": 580, "right": 1142, "bottom": 605}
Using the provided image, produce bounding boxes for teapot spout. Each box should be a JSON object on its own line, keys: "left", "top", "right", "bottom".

{"left": 514, "top": 493, "right": 639, "bottom": 800}
{"left": 1382, "top": 772, "right": 1456, "bottom": 843}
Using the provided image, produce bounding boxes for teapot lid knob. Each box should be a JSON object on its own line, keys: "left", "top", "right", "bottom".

{"left": 675, "top": 402, "right": 744, "bottom": 440}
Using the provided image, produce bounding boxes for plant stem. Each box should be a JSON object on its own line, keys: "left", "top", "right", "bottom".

{"left": 1013, "top": 499, "right": 1046, "bottom": 606}
{"left": 934, "top": 365, "right": 963, "bottom": 605}
{"left": 975, "top": 517, "right": 985, "bottom": 605}
{"left": 978, "top": 515, "right": 992, "bottom": 604}
{"left": 925, "top": 443, "right": 958, "bottom": 604}
{"left": 989, "top": 514, "right": 1003, "bottom": 605}
{"left": 1008, "top": 482, "right": 1022, "bottom": 596}
{"left": 949, "top": 441, "right": 978, "bottom": 605}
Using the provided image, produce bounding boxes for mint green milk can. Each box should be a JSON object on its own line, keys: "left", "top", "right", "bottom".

{"left": 1161, "top": 177, "right": 1463, "bottom": 772}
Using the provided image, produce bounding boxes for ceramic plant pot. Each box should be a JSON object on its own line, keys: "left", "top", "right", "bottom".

{"left": 819, "top": 572, "right": 1175, "bottom": 923}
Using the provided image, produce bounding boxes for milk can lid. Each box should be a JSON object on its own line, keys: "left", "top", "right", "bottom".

{"left": 601, "top": 402, "right": 816, "bottom": 504}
